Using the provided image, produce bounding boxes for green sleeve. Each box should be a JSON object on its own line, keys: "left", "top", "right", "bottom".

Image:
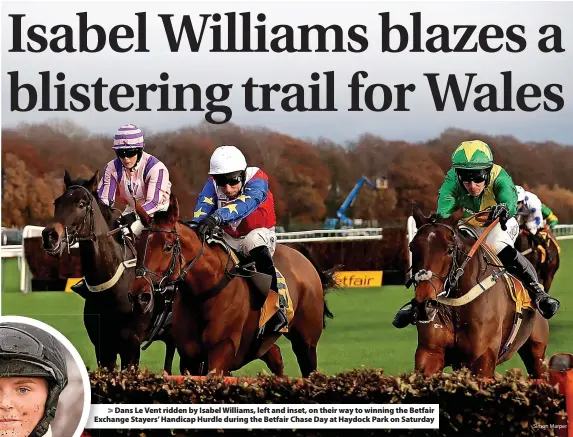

{"left": 437, "top": 169, "right": 460, "bottom": 218}
{"left": 492, "top": 168, "right": 517, "bottom": 216}
{"left": 541, "top": 203, "right": 553, "bottom": 218}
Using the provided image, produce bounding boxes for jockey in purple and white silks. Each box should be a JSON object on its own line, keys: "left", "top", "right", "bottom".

{"left": 97, "top": 124, "right": 172, "bottom": 221}
{"left": 71, "top": 124, "right": 172, "bottom": 298}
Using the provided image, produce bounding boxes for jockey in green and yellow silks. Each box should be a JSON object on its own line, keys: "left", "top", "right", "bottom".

{"left": 393, "top": 140, "right": 560, "bottom": 329}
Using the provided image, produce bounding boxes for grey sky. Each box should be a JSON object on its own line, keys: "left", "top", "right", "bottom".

{"left": 2, "top": 1, "right": 572, "bottom": 145}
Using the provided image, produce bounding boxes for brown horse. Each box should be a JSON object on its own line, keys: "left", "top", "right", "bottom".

{"left": 41, "top": 170, "right": 176, "bottom": 373}
{"left": 408, "top": 204, "right": 549, "bottom": 379}
{"left": 131, "top": 194, "right": 336, "bottom": 377}
{"left": 515, "top": 227, "right": 560, "bottom": 293}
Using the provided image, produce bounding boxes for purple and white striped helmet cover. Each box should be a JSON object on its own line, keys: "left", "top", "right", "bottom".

{"left": 113, "top": 124, "right": 145, "bottom": 150}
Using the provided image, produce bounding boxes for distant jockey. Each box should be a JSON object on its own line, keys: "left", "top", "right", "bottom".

{"left": 189, "top": 145, "right": 287, "bottom": 334}
{"left": 72, "top": 124, "right": 172, "bottom": 298}
{"left": 516, "top": 185, "right": 558, "bottom": 260}
{"left": 515, "top": 186, "right": 544, "bottom": 235}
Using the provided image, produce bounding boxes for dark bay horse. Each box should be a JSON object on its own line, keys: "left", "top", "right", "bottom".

{"left": 41, "top": 170, "right": 176, "bottom": 373}
{"left": 515, "top": 227, "right": 560, "bottom": 293}
{"left": 131, "top": 193, "right": 336, "bottom": 377}
{"left": 407, "top": 204, "right": 549, "bottom": 379}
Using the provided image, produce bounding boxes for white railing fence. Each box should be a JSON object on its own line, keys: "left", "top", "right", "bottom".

{"left": 2, "top": 222, "right": 572, "bottom": 293}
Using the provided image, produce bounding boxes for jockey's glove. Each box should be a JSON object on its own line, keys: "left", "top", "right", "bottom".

{"left": 198, "top": 214, "right": 222, "bottom": 238}
{"left": 489, "top": 204, "right": 510, "bottom": 230}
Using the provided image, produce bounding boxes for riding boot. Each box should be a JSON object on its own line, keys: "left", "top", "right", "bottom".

{"left": 249, "top": 246, "right": 288, "bottom": 333}
{"left": 70, "top": 279, "right": 90, "bottom": 300}
{"left": 497, "top": 245, "right": 560, "bottom": 319}
{"left": 392, "top": 300, "right": 417, "bottom": 328}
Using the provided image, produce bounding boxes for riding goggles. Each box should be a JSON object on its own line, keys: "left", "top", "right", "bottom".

{"left": 116, "top": 148, "right": 140, "bottom": 158}
{"left": 456, "top": 169, "right": 488, "bottom": 183}
{"left": 213, "top": 173, "right": 242, "bottom": 187}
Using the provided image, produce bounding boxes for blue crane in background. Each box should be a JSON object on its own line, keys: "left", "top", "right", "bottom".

{"left": 324, "top": 176, "right": 386, "bottom": 230}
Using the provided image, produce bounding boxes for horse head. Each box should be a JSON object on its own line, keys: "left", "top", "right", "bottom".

{"left": 42, "top": 169, "right": 103, "bottom": 256}
{"left": 408, "top": 202, "right": 466, "bottom": 323}
{"left": 130, "top": 194, "right": 184, "bottom": 314}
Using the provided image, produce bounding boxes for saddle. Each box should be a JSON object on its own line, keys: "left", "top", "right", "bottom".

{"left": 202, "top": 232, "right": 294, "bottom": 331}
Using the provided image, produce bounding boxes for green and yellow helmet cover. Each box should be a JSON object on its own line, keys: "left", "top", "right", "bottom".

{"left": 451, "top": 140, "right": 494, "bottom": 170}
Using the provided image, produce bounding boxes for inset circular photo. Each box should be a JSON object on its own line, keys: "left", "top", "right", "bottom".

{"left": 0, "top": 316, "right": 91, "bottom": 437}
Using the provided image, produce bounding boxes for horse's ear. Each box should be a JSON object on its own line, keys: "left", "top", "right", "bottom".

{"left": 135, "top": 202, "right": 151, "bottom": 228}
{"left": 86, "top": 170, "right": 99, "bottom": 194}
{"left": 444, "top": 207, "right": 464, "bottom": 227}
{"left": 168, "top": 194, "right": 179, "bottom": 223}
{"left": 64, "top": 170, "right": 72, "bottom": 188}
{"left": 412, "top": 202, "right": 428, "bottom": 228}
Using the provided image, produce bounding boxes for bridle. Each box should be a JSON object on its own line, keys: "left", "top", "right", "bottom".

{"left": 53, "top": 185, "right": 125, "bottom": 254}
{"left": 134, "top": 224, "right": 205, "bottom": 312}
{"left": 405, "top": 212, "right": 500, "bottom": 323}
{"left": 54, "top": 185, "right": 97, "bottom": 253}
{"left": 406, "top": 222, "right": 468, "bottom": 300}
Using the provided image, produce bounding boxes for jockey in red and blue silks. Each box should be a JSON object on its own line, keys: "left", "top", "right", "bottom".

{"left": 190, "top": 145, "right": 287, "bottom": 333}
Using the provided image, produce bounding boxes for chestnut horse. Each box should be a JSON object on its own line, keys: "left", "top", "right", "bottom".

{"left": 407, "top": 204, "right": 549, "bottom": 379}
{"left": 131, "top": 194, "right": 336, "bottom": 377}
{"left": 515, "top": 227, "right": 560, "bottom": 293}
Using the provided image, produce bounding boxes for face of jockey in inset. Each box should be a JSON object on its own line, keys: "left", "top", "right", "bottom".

{"left": 0, "top": 323, "right": 68, "bottom": 437}
{"left": 0, "top": 376, "right": 49, "bottom": 437}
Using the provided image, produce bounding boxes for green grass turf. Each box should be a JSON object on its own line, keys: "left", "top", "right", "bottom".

{"left": 2, "top": 240, "right": 572, "bottom": 376}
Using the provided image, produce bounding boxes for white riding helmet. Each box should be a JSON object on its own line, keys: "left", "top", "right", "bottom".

{"left": 209, "top": 145, "right": 247, "bottom": 175}
{"left": 516, "top": 185, "right": 526, "bottom": 202}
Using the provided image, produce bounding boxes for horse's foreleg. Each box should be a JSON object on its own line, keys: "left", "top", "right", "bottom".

{"left": 119, "top": 340, "right": 141, "bottom": 371}
{"left": 284, "top": 329, "right": 317, "bottom": 378}
{"left": 415, "top": 346, "right": 445, "bottom": 375}
{"left": 518, "top": 315, "right": 549, "bottom": 380}
{"left": 162, "top": 334, "right": 177, "bottom": 376}
{"left": 470, "top": 349, "right": 496, "bottom": 377}
{"left": 207, "top": 338, "right": 236, "bottom": 376}
{"left": 260, "top": 344, "right": 285, "bottom": 377}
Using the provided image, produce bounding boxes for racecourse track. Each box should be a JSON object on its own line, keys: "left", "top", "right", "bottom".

{"left": 2, "top": 240, "right": 572, "bottom": 376}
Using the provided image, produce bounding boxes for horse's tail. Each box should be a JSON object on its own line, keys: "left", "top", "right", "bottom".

{"left": 291, "top": 243, "right": 342, "bottom": 328}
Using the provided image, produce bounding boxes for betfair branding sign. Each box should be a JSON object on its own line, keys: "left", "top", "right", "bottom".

{"left": 334, "top": 271, "right": 383, "bottom": 288}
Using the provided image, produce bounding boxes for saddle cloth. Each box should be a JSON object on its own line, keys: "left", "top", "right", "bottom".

{"left": 481, "top": 243, "right": 533, "bottom": 312}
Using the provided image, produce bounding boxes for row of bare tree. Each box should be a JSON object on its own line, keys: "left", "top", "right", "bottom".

{"left": 2, "top": 121, "right": 573, "bottom": 228}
